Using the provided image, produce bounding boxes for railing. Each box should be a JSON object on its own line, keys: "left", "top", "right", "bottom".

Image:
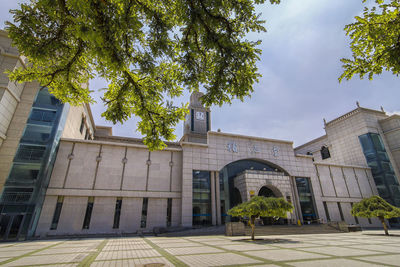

{"left": 1, "top": 192, "right": 32, "bottom": 203}
{"left": 15, "top": 147, "right": 46, "bottom": 161}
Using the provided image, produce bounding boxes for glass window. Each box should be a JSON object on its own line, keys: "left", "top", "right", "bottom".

{"left": 141, "top": 198, "right": 148, "bottom": 228}
{"left": 320, "top": 146, "right": 331, "bottom": 160}
{"left": 29, "top": 109, "right": 57, "bottom": 125}
{"left": 79, "top": 117, "right": 85, "bottom": 134}
{"left": 50, "top": 196, "right": 64, "bottom": 230}
{"left": 15, "top": 145, "right": 47, "bottom": 161}
{"left": 337, "top": 202, "right": 344, "bottom": 221}
{"left": 193, "top": 170, "right": 211, "bottom": 226}
{"left": 21, "top": 125, "right": 52, "bottom": 143}
{"left": 166, "top": 198, "right": 172, "bottom": 227}
{"left": 295, "top": 177, "right": 317, "bottom": 223}
{"left": 85, "top": 129, "right": 90, "bottom": 140}
{"left": 323, "top": 201, "right": 330, "bottom": 221}
{"left": 371, "top": 134, "right": 385, "bottom": 152}
{"left": 113, "top": 198, "right": 122, "bottom": 229}
{"left": 34, "top": 89, "right": 60, "bottom": 109}
{"left": 206, "top": 112, "right": 210, "bottom": 132}
{"left": 190, "top": 109, "right": 194, "bottom": 131}
{"left": 359, "top": 134, "right": 374, "bottom": 155}
{"left": 8, "top": 164, "right": 41, "bottom": 181}
{"left": 82, "top": 197, "right": 94, "bottom": 229}
{"left": 359, "top": 133, "right": 400, "bottom": 206}
{"left": 1, "top": 188, "right": 33, "bottom": 203}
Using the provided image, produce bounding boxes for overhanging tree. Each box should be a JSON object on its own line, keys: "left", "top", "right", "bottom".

{"left": 339, "top": 0, "right": 400, "bottom": 82}
{"left": 5, "top": 0, "right": 280, "bottom": 150}
{"left": 227, "top": 196, "right": 293, "bottom": 240}
{"left": 351, "top": 195, "right": 400, "bottom": 235}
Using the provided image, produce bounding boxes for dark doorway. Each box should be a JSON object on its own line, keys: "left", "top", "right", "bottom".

{"left": 258, "top": 186, "right": 284, "bottom": 225}
{"left": 258, "top": 186, "right": 275, "bottom": 197}
{"left": 232, "top": 188, "right": 242, "bottom": 207}
{"left": 0, "top": 213, "right": 26, "bottom": 241}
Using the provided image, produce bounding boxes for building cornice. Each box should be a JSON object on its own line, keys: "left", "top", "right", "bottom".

{"left": 208, "top": 131, "right": 293, "bottom": 145}
{"left": 325, "top": 107, "right": 386, "bottom": 128}
{"left": 61, "top": 138, "right": 183, "bottom": 151}
{"left": 46, "top": 188, "right": 182, "bottom": 198}
{"left": 180, "top": 141, "right": 208, "bottom": 148}
{"left": 379, "top": 114, "right": 400, "bottom": 123}
{"left": 295, "top": 154, "right": 314, "bottom": 159}
{"left": 294, "top": 135, "right": 327, "bottom": 151}
{"left": 314, "top": 162, "right": 370, "bottom": 170}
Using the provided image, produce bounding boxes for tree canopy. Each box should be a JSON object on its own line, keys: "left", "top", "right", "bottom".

{"left": 351, "top": 195, "right": 400, "bottom": 235}
{"left": 5, "top": 0, "right": 280, "bottom": 150}
{"left": 228, "top": 196, "right": 293, "bottom": 240}
{"left": 339, "top": 0, "right": 400, "bottom": 82}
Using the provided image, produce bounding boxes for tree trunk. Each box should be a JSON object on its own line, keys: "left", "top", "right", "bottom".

{"left": 250, "top": 216, "right": 255, "bottom": 240}
{"left": 378, "top": 216, "right": 389, "bottom": 236}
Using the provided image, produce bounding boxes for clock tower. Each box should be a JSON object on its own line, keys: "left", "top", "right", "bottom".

{"left": 183, "top": 92, "right": 211, "bottom": 144}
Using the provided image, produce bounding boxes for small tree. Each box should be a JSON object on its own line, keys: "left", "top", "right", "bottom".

{"left": 227, "top": 196, "right": 293, "bottom": 240}
{"left": 351, "top": 196, "right": 400, "bottom": 236}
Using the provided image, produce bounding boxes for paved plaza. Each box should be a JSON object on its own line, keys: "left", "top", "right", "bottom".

{"left": 0, "top": 231, "right": 400, "bottom": 266}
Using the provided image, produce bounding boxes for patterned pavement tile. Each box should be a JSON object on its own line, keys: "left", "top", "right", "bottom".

{"left": 287, "top": 258, "right": 383, "bottom": 267}
{"left": 91, "top": 257, "right": 174, "bottom": 267}
{"left": 244, "top": 249, "right": 329, "bottom": 261}
{"left": 355, "top": 254, "right": 400, "bottom": 266}
{"left": 102, "top": 243, "right": 152, "bottom": 251}
{"left": 164, "top": 246, "right": 224, "bottom": 255}
{"left": 219, "top": 244, "right": 278, "bottom": 251}
{"left": 95, "top": 249, "right": 161, "bottom": 261}
{"left": 156, "top": 242, "right": 199, "bottom": 248}
{"left": 307, "top": 240, "right": 362, "bottom": 246}
{"left": 298, "top": 246, "right": 386, "bottom": 257}
{"left": 346, "top": 244, "right": 400, "bottom": 253}
{"left": 271, "top": 242, "right": 322, "bottom": 249}
{"left": 0, "top": 249, "right": 36, "bottom": 258}
{"left": 147, "top": 238, "right": 190, "bottom": 244}
{"left": 3, "top": 253, "right": 88, "bottom": 266}
{"left": 33, "top": 246, "right": 97, "bottom": 255}
{"left": 177, "top": 252, "right": 261, "bottom": 266}
{"left": 54, "top": 242, "right": 100, "bottom": 249}
{"left": 185, "top": 237, "right": 228, "bottom": 242}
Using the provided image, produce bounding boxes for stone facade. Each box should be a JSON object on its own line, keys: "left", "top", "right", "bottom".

{"left": 0, "top": 31, "right": 398, "bottom": 239}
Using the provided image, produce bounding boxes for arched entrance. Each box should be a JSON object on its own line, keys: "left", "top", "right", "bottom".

{"left": 257, "top": 185, "right": 285, "bottom": 225}
{"left": 219, "top": 159, "right": 289, "bottom": 224}
{"left": 258, "top": 186, "right": 279, "bottom": 198}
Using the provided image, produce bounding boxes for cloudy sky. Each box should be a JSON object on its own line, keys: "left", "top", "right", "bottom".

{"left": 1, "top": 0, "right": 399, "bottom": 147}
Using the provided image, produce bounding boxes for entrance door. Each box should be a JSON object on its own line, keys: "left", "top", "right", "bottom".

{"left": 258, "top": 186, "right": 285, "bottom": 225}
{"left": 0, "top": 214, "right": 26, "bottom": 241}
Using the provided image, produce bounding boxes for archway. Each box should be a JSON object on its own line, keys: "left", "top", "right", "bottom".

{"left": 258, "top": 185, "right": 283, "bottom": 198}
{"left": 258, "top": 186, "right": 275, "bottom": 197}
{"left": 219, "top": 159, "right": 289, "bottom": 224}
{"left": 258, "top": 185, "right": 285, "bottom": 225}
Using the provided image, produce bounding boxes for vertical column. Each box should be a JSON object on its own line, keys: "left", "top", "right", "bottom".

{"left": 290, "top": 176, "right": 302, "bottom": 224}
{"left": 210, "top": 171, "right": 216, "bottom": 226}
{"left": 215, "top": 171, "right": 221, "bottom": 225}
{"left": 181, "top": 168, "right": 193, "bottom": 227}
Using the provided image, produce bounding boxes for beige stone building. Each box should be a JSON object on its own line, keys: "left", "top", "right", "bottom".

{"left": 1, "top": 31, "right": 400, "bottom": 240}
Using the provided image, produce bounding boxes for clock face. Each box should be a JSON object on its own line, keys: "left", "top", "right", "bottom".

{"left": 196, "top": 111, "right": 205, "bottom": 120}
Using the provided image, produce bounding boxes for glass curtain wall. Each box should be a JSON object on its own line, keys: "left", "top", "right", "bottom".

{"left": 359, "top": 133, "right": 400, "bottom": 207}
{"left": 192, "top": 170, "right": 212, "bottom": 225}
{"left": 295, "top": 177, "right": 317, "bottom": 224}
{"left": 0, "top": 88, "right": 68, "bottom": 240}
